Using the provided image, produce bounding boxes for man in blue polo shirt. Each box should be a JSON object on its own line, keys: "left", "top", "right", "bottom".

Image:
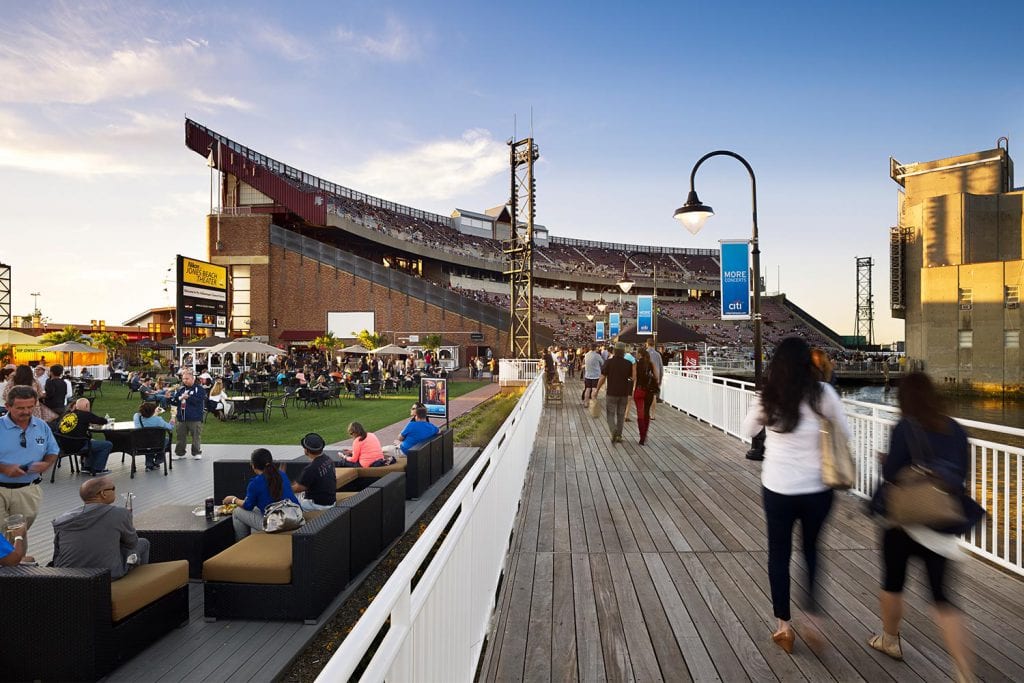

{"left": 0, "top": 385, "right": 59, "bottom": 559}
{"left": 391, "top": 404, "right": 439, "bottom": 456}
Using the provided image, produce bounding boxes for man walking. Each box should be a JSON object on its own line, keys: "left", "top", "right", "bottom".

{"left": 645, "top": 339, "right": 663, "bottom": 419}
{"left": 172, "top": 371, "right": 206, "bottom": 459}
{"left": 581, "top": 343, "right": 603, "bottom": 403}
{"left": 595, "top": 343, "right": 635, "bottom": 443}
{"left": 0, "top": 386, "right": 58, "bottom": 559}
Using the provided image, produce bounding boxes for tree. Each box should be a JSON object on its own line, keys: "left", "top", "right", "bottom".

{"left": 92, "top": 331, "right": 128, "bottom": 359}
{"left": 312, "top": 331, "right": 342, "bottom": 363}
{"left": 421, "top": 334, "right": 443, "bottom": 353}
{"left": 41, "top": 325, "right": 83, "bottom": 345}
{"left": 355, "top": 329, "right": 388, "bottom": 350}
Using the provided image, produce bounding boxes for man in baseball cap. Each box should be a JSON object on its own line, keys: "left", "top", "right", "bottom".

{"left": 291, "top": 433, "right": 335, "bottom": 510}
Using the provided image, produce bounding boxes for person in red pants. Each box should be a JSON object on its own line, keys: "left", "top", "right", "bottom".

{"left": 633, "top": 349, "right": 659, "bottom": 445}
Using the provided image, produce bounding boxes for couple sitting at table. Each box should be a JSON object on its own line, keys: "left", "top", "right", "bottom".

{"left": 338, "top": 404, "right": 439, "bottom": 468}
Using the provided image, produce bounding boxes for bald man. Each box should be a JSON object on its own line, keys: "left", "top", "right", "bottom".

{"left": 52, "top": 476, "right": 149, "bottom": 579}
{"left": 56, "top": 398, "right": 114, "bottom": 475}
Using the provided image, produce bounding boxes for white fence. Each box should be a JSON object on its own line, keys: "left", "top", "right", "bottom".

{"left": 661, "top": 365, "right": 1024, "bottom": 576}
{"left": 316, "top": 368, "right": 545, "bottom": 682}
{"left": 498, "top": 358, "right": 542, "bottom": 386}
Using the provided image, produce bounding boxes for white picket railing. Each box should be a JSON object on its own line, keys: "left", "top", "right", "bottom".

{"left": 498, "top": 358, "right": 542, "bottom": 386}
{"left": 661, "top": 365, "right": 1024, "bottom": 576}
{"left": 316, "top": 367, "right": 545, "bottom": 682}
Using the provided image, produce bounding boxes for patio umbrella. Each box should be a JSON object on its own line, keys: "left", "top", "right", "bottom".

{"left": 0, "top": 329, "right": 42, "bottom": 345}
{"left": 369, "top": 344, "right": 412, "bottom": 356}
{"left": 339, "top": 344, "right": 370, "bottom": 355}
{"left": 204, "top": 339, "right": 283, "bottom": 356}
{"left": 40, "top": 341, "right": 104, "bottom": 373}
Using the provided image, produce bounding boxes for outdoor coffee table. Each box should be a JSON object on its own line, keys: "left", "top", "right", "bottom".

{"left": 134, "top": 504, "right": 235, "bottom": 579}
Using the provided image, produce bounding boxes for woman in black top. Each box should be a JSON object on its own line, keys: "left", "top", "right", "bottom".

{"left": 42, "top": 364, "right": 67, "bottom": 417}
{"left": 869, "top": 372, "right": 974, "bottom": 680}
{"left": 633, "top": 349, "right": 658, "bottom": 445}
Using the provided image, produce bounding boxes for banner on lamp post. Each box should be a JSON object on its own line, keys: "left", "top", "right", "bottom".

{"left": 636, "top": 295, "right": 654, "bottom": 335}
{"left": 720, "top": 240, "right": 751, "bottom": 320}
{"left": 609, "top": 312, "right": 620, "bottom": 338}
{"left": 596, "top": 321, "right": 605, "bottom": 341}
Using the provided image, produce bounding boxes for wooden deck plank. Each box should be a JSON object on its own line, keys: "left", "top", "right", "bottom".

{"left": 570, "top": 552, "right": 606, "bottom": 682}
{"left": 551, "top": 552, "right": 579, "bottom": 682}
{"left": 524, "top": 553, "right": 554, "bottom": 682}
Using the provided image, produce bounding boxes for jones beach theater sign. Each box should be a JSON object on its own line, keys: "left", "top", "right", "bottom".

{"left": 176, "top": 255, "right": 228, "bottom": 343}
{"left": 719, "top": 240, "right": 751, "bottom": 320}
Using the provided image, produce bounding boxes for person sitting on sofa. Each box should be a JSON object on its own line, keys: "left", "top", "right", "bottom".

{"left": 338, "top": 422, "right": 384, "bottom": 468}
{"left": 51, "top": 477, "right": 150, "bottom": 579}
{"left": 291, "top": 432, "right": 336, "bottom": 511}
{"left": 222, "top": 448, "right": 300, "bottom": 540}
{"left": 133, "top": 401, "right": 175, "bottom": 471}
{"left": 0, "top": 516, "right": 27, "bottom": 567}
{"left": 395, "top": 404, "right": 439, "bottom": 456}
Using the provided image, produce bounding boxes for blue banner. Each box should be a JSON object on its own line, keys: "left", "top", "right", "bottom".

{"left": 609, "top": 312, "right": 620, "bottom": 338}
{"left": 596, "top": 321, "right": 605, "bottom": 341}
{"left": 636, "top": 295, "right": 653, "bottom": 335}
{"left": 720, "top": 241, "right": 751, "bottom": 320}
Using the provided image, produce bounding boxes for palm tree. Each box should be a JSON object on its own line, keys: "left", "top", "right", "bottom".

{"left": 355, "top": 329, "right": 388, "bottom": 350}
{"left": 40, "top": 325, "right": 84, "bottom": 345}
{"left": 312, "top": 331, "right": 342, "bottom": 363}
{"left": 421, "top": 334, "right": 443, "bottom": 354}
{"left": 92, "top": 331, "right": 128, "bottom": 361}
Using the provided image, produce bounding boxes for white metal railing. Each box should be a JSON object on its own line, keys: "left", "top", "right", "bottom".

{"left": 316, "top": 372, "right": 545, "bottom": 682}
{"left": 499, "top": 358, "right": 542, "bottom": 386}
{"left": 661, "top": 366, "right": 1024, "bottom": 576}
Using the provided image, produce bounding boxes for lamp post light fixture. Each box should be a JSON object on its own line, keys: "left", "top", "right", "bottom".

{"left": 586, "top": 313, "right": 594, "bottom": 322}
{"left": 674, "top": 149, "right": 763, "bottom": 385}
{"left": 596, "top": 301, "right": 607, "bottom": 313}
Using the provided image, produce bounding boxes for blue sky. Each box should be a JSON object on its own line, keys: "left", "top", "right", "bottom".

{"left": 2, "top": 1, "right": 1023, "bottom": 343}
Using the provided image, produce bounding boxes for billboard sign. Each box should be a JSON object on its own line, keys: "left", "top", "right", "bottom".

{"left": 636, "top": 295, "right": 654, "bottom": 335}
{"left": 176, "top": 255, "right": 228, "bottom": 343}
{"left": 595, "top": 321, "right": 605, "bottom": 341}
{"left": 720, "top": 241, "right": 751, "bottom": 320}
{"left": 609, "top": 312, "right": 620, "bottom": 338}
{"left": 420, "top": 377, "right": 448, "bottom": 419}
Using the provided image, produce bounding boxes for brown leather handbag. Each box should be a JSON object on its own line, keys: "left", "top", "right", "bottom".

{"left": 819, "top": 415, "right": 855, "bottom": 490}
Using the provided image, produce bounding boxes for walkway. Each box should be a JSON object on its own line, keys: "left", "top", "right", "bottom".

{"left": 479, "top": 381, "right": 1024, "bottom": 682}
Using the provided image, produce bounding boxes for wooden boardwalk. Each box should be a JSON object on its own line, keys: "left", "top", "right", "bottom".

{"left": 480, "top": 383, "right": 1024, "bottom": 682}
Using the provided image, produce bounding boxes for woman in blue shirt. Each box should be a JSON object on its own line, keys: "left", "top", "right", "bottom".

{"left": 223, "top": 449, "right": 299, "bottom": 540}
{"left": 133, "top": 401, "right": 174, "bottom": 471}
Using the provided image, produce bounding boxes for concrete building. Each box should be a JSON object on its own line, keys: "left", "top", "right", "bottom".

{"left": 891, "top": 143, "right": 1024, "bottom": 391}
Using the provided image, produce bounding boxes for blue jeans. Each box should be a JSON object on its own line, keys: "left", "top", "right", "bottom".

{"left": 82, "top": 439, "right": 114, "bottom": 472}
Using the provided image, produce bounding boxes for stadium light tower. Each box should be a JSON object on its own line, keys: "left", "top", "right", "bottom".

{"left": 674, "top": 150, "right": 763, "bottom": 385}
{"left": 504, "top": 137, "right": 540, "bottom": 358}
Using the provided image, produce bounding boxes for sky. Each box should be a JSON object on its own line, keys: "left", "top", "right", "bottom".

{"left": 2, "top": 1, "right": 1023, "bottom": 344}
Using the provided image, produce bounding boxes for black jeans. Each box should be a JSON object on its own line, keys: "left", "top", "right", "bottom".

{"left": 881, "top": 527, "right": 953, "bottom": 605}
{"left": 763, "top": 487, "right": 834, "bottom": 621}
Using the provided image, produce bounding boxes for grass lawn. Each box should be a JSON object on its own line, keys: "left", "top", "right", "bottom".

{"left": 84, "top": 381, "right": 486, "bottom": 445}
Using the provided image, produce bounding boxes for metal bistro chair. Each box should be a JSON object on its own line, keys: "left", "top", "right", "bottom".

{"left": 265, "top": 394, "right": 289, "bottom": 420}
{"left": 237, "top": 397, "right": 268, "bottom": 422}
{"left": 127, "top": 427, "right": 172, "bottom": 478}
{"left": 51, "top": 433, "right": 88, "bottom": 483}
{"left": 84, "top": 380, "right": 103, "bottom": 400}
{"left": 365, "top": 380, "right": 382, "bottom": 399}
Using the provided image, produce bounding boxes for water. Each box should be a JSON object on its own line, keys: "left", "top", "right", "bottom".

{"left": 841, "top": 384, "right": 1024, "bottom": 430}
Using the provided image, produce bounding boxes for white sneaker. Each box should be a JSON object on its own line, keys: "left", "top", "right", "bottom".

{"left": 191, "top": 453, "right": 203, "bottom": 459}
{"left": 172, "top": 454, "right": 187, "bottom": 460}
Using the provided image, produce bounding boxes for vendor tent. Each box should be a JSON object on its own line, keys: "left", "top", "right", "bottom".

{"left": 616, "top": 316, "right": 707, "bottom": 344}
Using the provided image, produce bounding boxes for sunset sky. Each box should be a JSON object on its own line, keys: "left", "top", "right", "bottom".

{"left": 3, "top": 0, "right": 1023, "bottom": 343}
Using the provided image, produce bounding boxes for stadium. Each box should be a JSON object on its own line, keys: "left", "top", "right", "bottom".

{"left": 184, "top": 119, "right": 843, "bottom": 365}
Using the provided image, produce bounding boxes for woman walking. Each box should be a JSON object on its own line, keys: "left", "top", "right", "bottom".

{"left": 741, "top": 337, "right": 850, "bottom": 653}
{"left": 868, "top": 372, "right": 977, "bottom": 681}
{"left": 633, "top": 348, "right": 659, "bottom": 445}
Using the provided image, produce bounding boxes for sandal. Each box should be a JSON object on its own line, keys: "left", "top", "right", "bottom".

{"left": 868, "top": 633, "right": 903, "bottom": 660}
{"left": 772, "top": 628, "right": 795, "bottom": 654}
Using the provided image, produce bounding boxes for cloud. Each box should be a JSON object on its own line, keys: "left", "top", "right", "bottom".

{"left": 336, "top": 129, "right": 506, "bottom": 203}
{"left": 0, "top": 109, "right": 140, "bottom": 175}
{"left": 0, "top": 3, "right": 211, "bottom": 106}
{"left": 334, "top": 16, "right": 420, "bottom": 62}
{"left": 250, "top": 24, "right": 314, "bottom": 62}
{"left": 190, "top": 89, "right": 253, "bottom": 111}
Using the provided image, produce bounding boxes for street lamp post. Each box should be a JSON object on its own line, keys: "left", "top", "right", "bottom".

{"left": 673, "top": 150, "right": 762, "bottom": 386}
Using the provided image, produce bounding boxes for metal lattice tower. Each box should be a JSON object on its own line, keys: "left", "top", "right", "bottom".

{"left": 0, "top": 263, "right": 10, "bottom": 329}
{"left": 505, "top": 137, "right": 539, "bottom": 358}
{"left": 855, "top": 256, "right": 874, "bottom": 347}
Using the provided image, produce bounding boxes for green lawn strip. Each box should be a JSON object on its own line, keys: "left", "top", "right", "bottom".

{"left": 450, "top": 388, "right": 523, "bottom": 448}
{"left": 84, "top": 381, "right": 485, "bottom": 445}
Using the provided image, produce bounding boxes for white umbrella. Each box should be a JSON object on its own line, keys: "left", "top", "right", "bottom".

{"left": 339, "top": 344, "right": 370, "bottom": 355}
{"left": 369, "top": 344, "right": 412, "bottom": 356}
{"left": 204, "top": 339, "right": 284, "bottom": 356}
{"left": 0, "top": 329, "right": 42, "bottom": 345}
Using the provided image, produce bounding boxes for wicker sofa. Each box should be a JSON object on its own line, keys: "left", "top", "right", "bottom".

{"left": 0, "top": 560, "right": 189, "bottom": 681}
{"left": 337, "top": 428, "right": 454, "bottom": 499}
{"left": 202, "top": 506, "right": 351, "bottom": 623}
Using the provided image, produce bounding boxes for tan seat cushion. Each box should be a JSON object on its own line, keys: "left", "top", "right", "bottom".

{"left": 335, "top": 467, "right": 359, "bottom": 489}
{"left": 110, "top": 560, "right": 188, "bottom": 622}
{"left": 203, "top": 534, "right": 292, "bottom": 585}
{"left": 353, "top": 457, "right": 407, "bottom": 478}
{"left": 335, "top": 491, "right": 358, "bottom": 502}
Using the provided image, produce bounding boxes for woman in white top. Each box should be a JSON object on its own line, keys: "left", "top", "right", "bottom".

{"left": 208, "top": 379, "right": 232, "bottom": 420}
{"left": 741, "top": 337, "right": 850, "bottom": 655}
